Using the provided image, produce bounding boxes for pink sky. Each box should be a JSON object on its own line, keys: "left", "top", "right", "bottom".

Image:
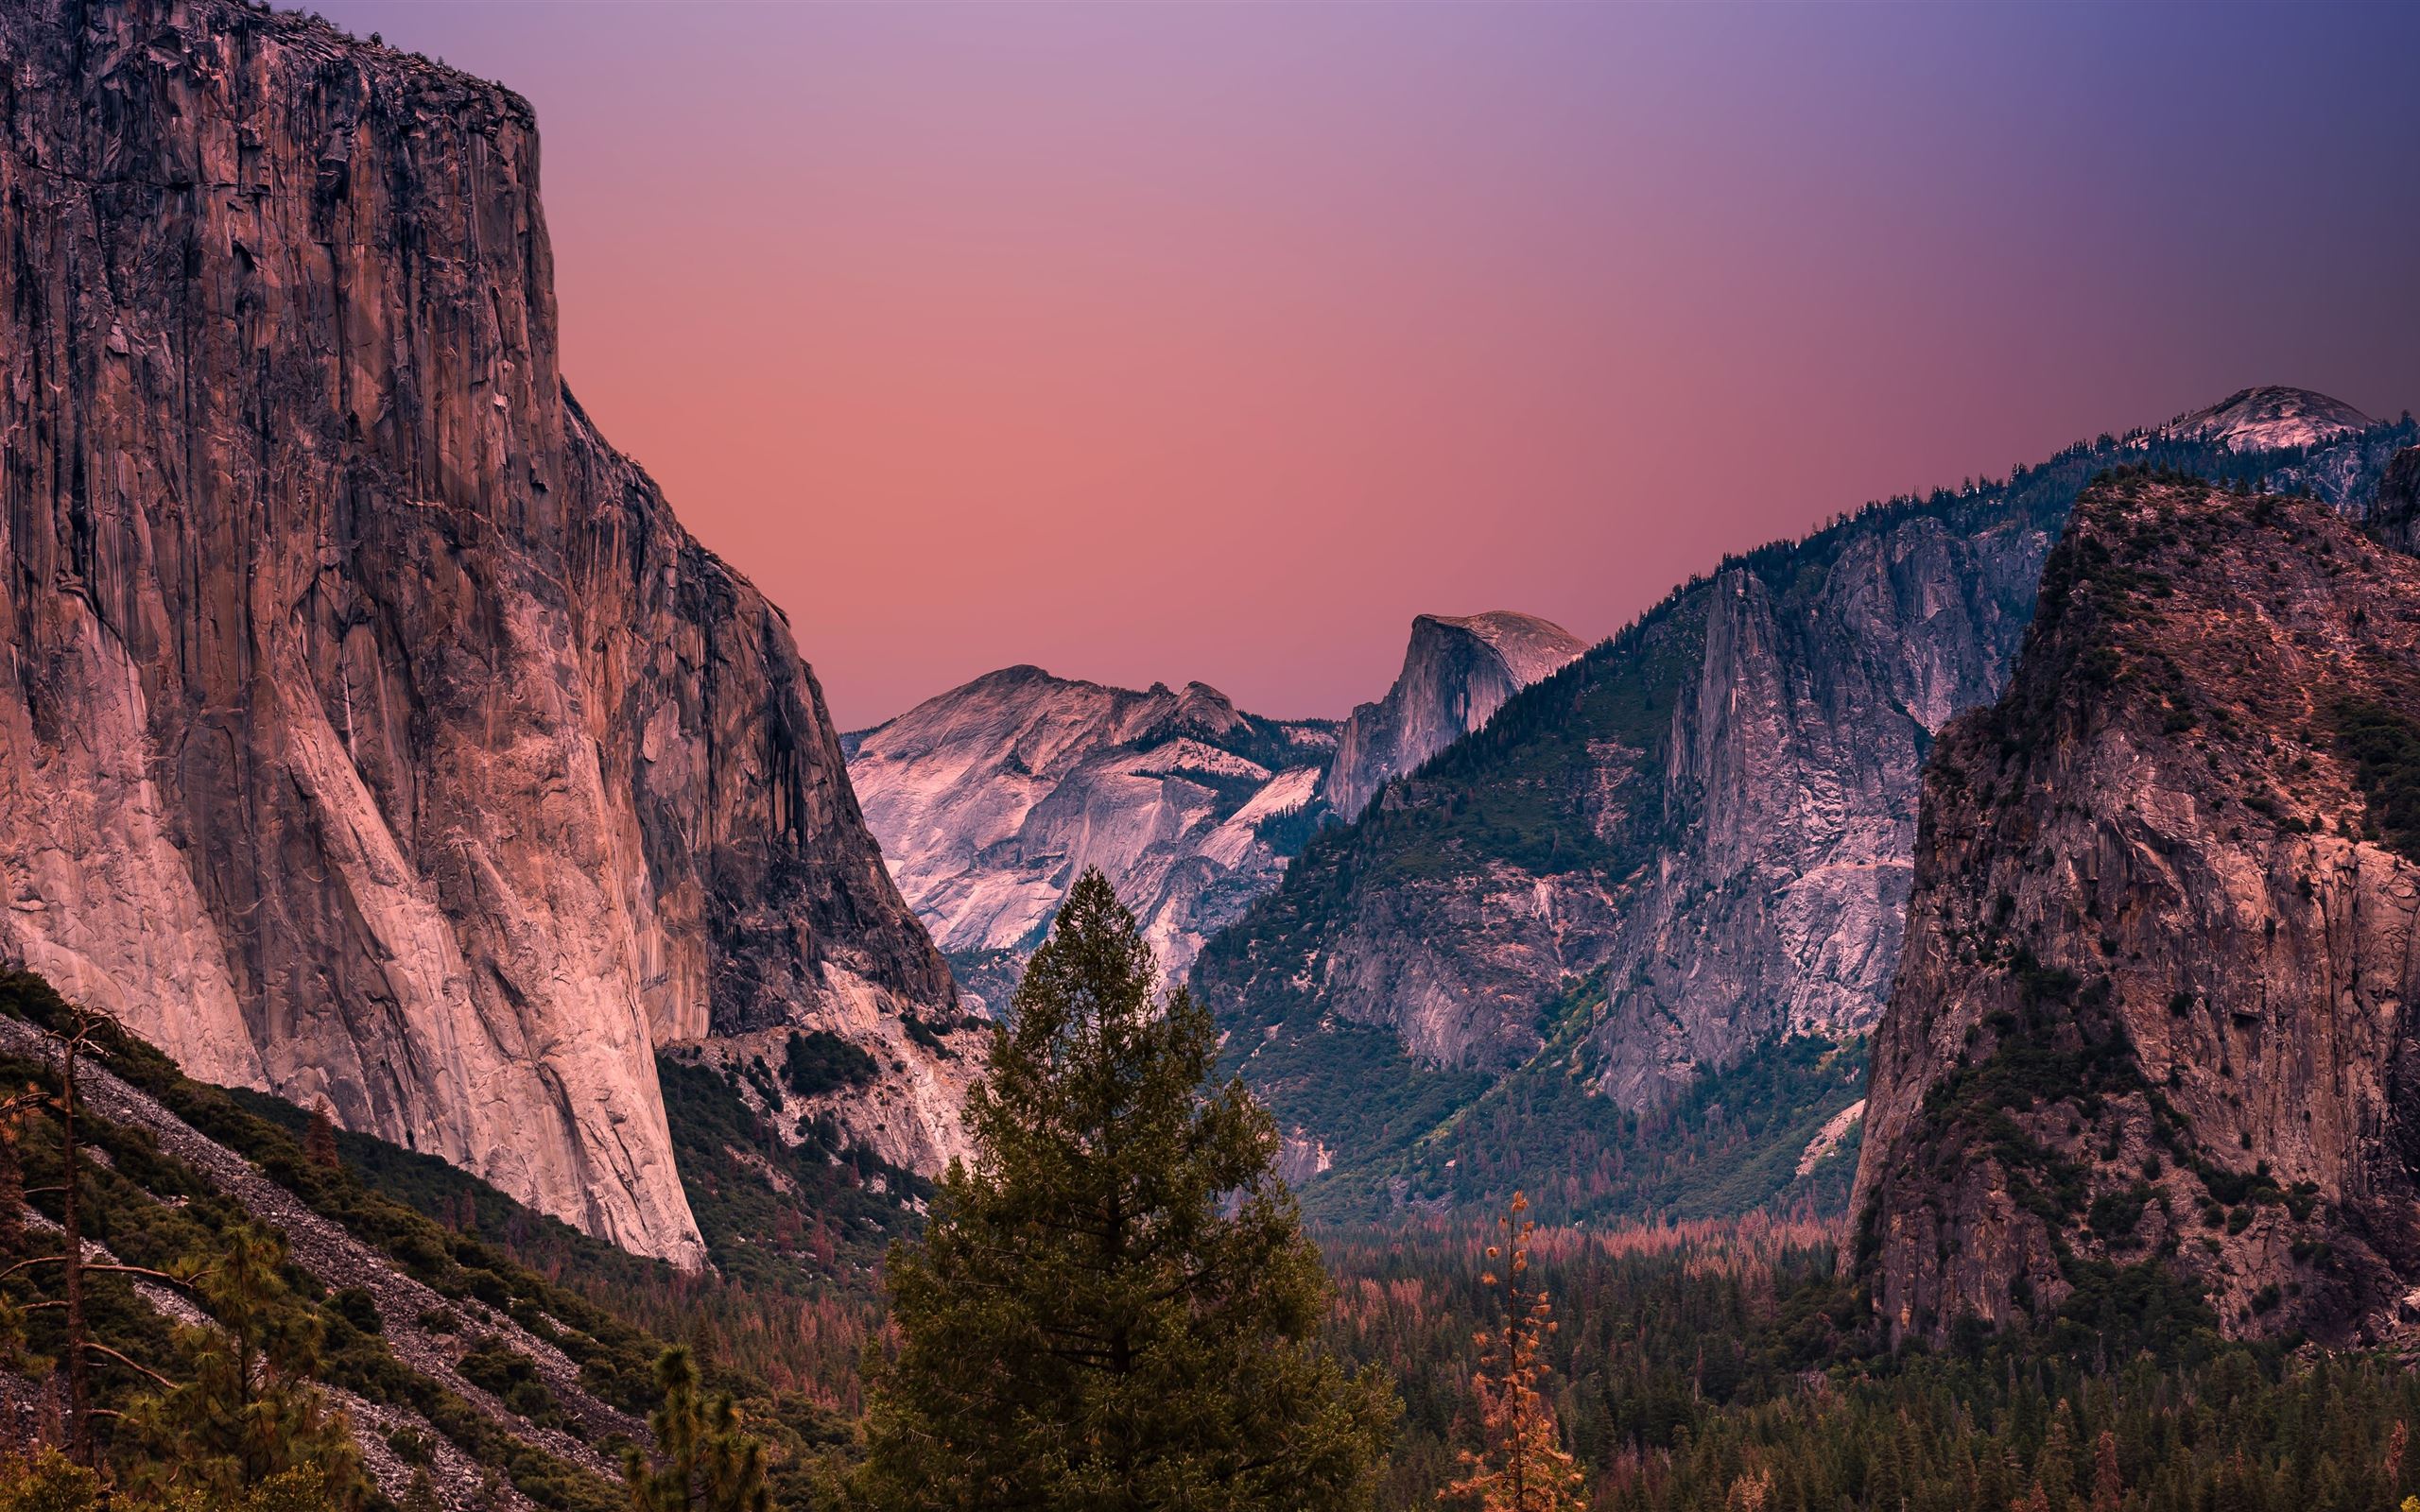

{"left": 319, "top": 2, "right": 2419, "bottom": 728}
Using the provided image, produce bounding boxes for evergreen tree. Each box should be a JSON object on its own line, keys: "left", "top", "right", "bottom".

{"left": 1440, "top": 1194, "right": 1586, "bottom": 1512}
{"left": 401, "top": 1468, "right": 441, "bottom": 1512}
{"left": 622, "top": 1347, "right": 769, "bottom": 1512}
{"left": 122, "top": 1224, "right": 360, "bottom": 1507}
{"left": 2038, "top": 1402, "right": 2079, "bottom": 1512}
{"left": 858, "top": 868, "right": 1395, "bottom": 1512}
{"left": 302, "top": 1107, "right": 340, "bottom": 1172}
{"left": 2089, "top": 1430, "right": 2121, "bottom": 1512}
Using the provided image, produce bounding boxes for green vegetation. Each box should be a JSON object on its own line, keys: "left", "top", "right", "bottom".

{"left": 0, "top": 971, "right": 856, "bottom": 1507}
{"left": 653, "top": 1056, "right": 924, "bottom": 1293}
{"left": 780, "top": 1032, "right": 877, "bottom": 1099}
{"left": 1219, "top": 1015, "right": 1492, "bottom": 1181}
{"left": 622, "top": 1349, "right": 769, "bottom": 1512}
{"left": 2335, "top": 696, "right": 2420, "bottom": 861}
{"left": 1358, "top": 1030, "right": 1868, "bottom": 1227}
{"left": 857, "top": 870, "right": 1396, "bottom": 1511}
{"left": 0, "top": 984, "right": 610, "bottom": 1509}
{"left": 1194, "top": 423, "right": 2404, "bottom": 1213}
{"left": 116, "top": 1224, "right": 361, "bottom": 1506}
{"left": 1322, "top": 1217, "right": 2420, "bottom": 1512}
{"left": 1220, "top": 967, "right": 1866, "bottom": 1231}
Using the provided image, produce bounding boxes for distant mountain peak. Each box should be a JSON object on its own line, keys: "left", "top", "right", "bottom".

{"left": 2163, "top": 386, "right": 2377, "bottom": 452}
{"left": 844, "top": 666, "right": 1338, "bottom": 1002}
{"left": 1415, "top": 610, "right": 1589, "bottom": 689}
{"left": 1321, "top": 610, "right": 1585, "bottom": 820}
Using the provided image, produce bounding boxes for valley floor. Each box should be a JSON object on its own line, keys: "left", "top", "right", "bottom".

{"left": 1325, "top": 1215, "right": 2420, "bottom": 1512}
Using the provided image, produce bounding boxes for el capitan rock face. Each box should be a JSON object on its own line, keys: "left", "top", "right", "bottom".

{"left": 1852, "top": 470, "right": 2420, "bottom": 1345}
{"left": 0, "top": 0, "right": 962, "bottom": 1263}
{"left": 845, "top": 668, "right": 1338, "bottom": 1003}
{"left": 1322, "top": 611, "right": 1586, "bottom": 821}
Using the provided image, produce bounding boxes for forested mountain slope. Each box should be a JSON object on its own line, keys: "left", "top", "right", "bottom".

{"left": 0, "top": 970, "right": 887, "bottom": 1510}
{"left": 1195, "top": 404, "right": 2416, "bottom": 1221}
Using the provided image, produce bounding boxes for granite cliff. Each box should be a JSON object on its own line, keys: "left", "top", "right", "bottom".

{"left": 1193, "top": 407, "right": 2415, "bottom": 1220}
{"left": 1322, "top": 611, "right": 1585, "bottom": 821}
{"left": 0, "top": 0, "right": 966, "bottom": 1264}
{"left": 845, "top": 669, "right": 1337, "bottom": 1006}
{"left": 845, "top": 610, "right": 1580, "bottom": 1008}
{"left": 1852, "top": 461, "right": 2420, "bottom": 1346}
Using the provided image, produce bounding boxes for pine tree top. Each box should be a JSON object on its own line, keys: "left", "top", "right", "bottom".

{"left": 860, "top": 868, "right": 1395, "bottom": 1511}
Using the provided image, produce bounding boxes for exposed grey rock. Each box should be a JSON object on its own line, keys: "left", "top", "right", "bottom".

{"left": 2160, "top": 385, "right": 2377, "bottom": 452}
{"left": 1206, "top": 507, "right": 2052, "bottom": 1090}
{"left": 1196, "top": 413, "right": 2413, "bottom": 1211}
{"left": 0, "top": 0, "right": 962, "bottom": 1264}
{"left": 847, "top": 667, "right": 1337, "bottom": 1000}
{"left": 1322, "top": 611, "right": 1586, "bottom": 821}
{"left": 851, "top": 611, "right": 1582, "bottom": 1007}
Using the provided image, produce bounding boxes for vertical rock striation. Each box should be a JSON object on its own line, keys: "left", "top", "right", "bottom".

{"left": 1853, "top": 472, "right": 2420, "bottom": 1344}
{"left": 1322, "top": 611, "right": 1586, "bottom": 822}
{"left": 0, "top": 0, "right": 961, "bottom": 1263}
{"left": 1206, "top": 505, "right": 2051, "bottom": 1087}
{"left": 2365, "top": 446, "right": 2420, "bottom": 556}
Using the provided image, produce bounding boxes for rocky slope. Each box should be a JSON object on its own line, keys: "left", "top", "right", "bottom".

{"left": 2367, "top": 445, "right": 2420, "bottom": 555}
{"left": 1193, "top": 405, "right": 2415, "bottom": 1221}
{"left": 0, "top": 985, "right": 644, "bottom": 1508}
{"left": 2162, "top": 385, "right": 2379, "bottom": 453}
{"left": 0, "top": 0, "right": 965, "bottom": 1264}
{"left": 846, "top": 610, "right": 1582, "bottom": 1006}
{"left": 1852, "top": 461, "right": 2420, "bottom": 1346}
{"left": 845, "top": 668, "right": 1338, "bottom": 1004}
{"left": 1322, "top": 611, "right": 1586, "bottom": 820}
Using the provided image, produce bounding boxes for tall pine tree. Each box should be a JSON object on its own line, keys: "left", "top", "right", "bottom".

{"left": 622, "top": 1347, "right": 769, "bottom": 1512}
{"left": 859, "top": 868, "right": 1395, "bottom": 1511}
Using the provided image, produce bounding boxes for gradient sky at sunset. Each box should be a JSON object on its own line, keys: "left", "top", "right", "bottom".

{"left": 319, "top": 1, "right": 2420, "bottom": 729}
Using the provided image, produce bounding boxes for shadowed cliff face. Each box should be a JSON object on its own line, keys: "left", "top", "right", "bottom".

{"left": 1853, "top": 470, "right": 2420, "bottom": 1346}
{"left": 0, "top": 0, "right": 962, "bottom": 1263}
{"left": 2367, "top": 447, "right": 2420, "bottom": 556}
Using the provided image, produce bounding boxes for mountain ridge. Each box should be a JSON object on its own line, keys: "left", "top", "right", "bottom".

{"left": 845, "top": 609, "right": 1582, "bottom": 1007}
{"left": 1193, "top": 401, "right": 2416, "bottom": 1225}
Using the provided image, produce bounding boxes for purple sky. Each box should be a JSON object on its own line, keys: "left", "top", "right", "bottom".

{"left": 315, "top": 1, "right": 2420, "bottom": 728}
